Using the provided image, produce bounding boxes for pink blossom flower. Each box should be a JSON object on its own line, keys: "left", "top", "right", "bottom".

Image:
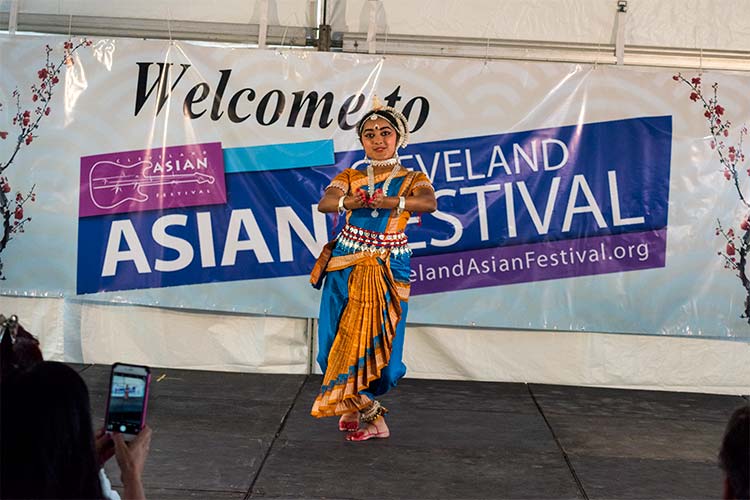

{"left": 715, "top": 105, "right": 725, "bottom": 116}
{"left": 726, "top": 242, "right": 736, "bottom": 256}
{"left": 672, "top": 74, "right": 680, "bottom": 81}
{"left": 32, "top": 94, "right": 38, "bottom": 102}
{"left": 742, "top": 218, "right": 750, "bottom": 231}
{"left": 15, "top": 192, "right": 22, "bottom": 202}
{"left": 37, "top": 68, "right": 48, "bottom": 80}
{"left": 724, "top": 169, "right": 732, "bottom": 180}
{"left": 2, "top": 182, "right": 10, "bottom": 193}
{"left": 0, "top": 131, "right": 7, "bottom": 140}
{"left": 14, "top": 206, "right": 23, "bottom": 220}
{"left": 44, "top": 108, "right": 50, "bottom": 116}
{"left": 728, "top": 228, "right": 735, "bottom": 237}
{"left": 25, "top": 133, "right": 33, "bottom": 145}
{"left": 724, "top": 129, "right": 729, "bottom": 137}
{"left": 689, "top": 92, "right": 699, "bottom": 101}
{"left": 691, "top": 77, "right": 701, "bottom": 85}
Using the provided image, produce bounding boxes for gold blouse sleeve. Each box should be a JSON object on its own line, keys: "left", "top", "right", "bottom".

{"left": 409, "top": 171, "right": 434, "bottom": 194}
{"left": 325, "top": 169, "right": 352, "bottom": 194}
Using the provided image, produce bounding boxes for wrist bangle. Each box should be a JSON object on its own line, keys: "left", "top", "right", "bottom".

{"left": 338, "top": 195, "right": 346, "bottom": 214}
{"left": 397, "top": 196, "right": 406, "bottom": 214}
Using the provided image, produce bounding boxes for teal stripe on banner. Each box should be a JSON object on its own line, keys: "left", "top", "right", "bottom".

{"left": 223, "top": 139, "right": 335, "bottom": 173}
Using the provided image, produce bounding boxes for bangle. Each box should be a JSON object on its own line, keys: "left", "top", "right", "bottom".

{"left": 337, "top": 195, "right": 346, "bottom": 214}
{"left": 397, "top": 196, "right": 406, "bottom": 214}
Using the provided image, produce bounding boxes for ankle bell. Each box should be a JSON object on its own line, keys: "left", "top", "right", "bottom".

{"left": 360, "top": 400, "right": 388, "bottom": 423}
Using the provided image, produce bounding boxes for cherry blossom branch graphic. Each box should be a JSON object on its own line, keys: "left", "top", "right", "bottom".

{"left": 0, "top": 38, "right": 91, "bottom": 279}
{"left": 674, "top": 73, "right": 750, "bottom": 322}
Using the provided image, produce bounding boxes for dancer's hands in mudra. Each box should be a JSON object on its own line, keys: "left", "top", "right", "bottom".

{"left": 317, "top": 187, "right": 387, "bottom": 212}
{"left": 353, "top": 187, "right": 385, "bottom": 209}
{"left": 365, "top": 188, "right": 385, "bottom": 208}
{"left": 318, "top": 185, "right": 436, "bottom": 213}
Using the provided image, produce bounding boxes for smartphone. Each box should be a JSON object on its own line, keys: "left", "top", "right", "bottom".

{"left": 104, "top": 363, "right": 151, "bottom": 436}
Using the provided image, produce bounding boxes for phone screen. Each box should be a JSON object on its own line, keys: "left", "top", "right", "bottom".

{"left": 105, "top": 363, "right": 150, "bottom": 435}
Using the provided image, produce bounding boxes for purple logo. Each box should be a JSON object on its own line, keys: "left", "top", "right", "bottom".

{"left": 79, "top": 142, "right": 226, "bottom": 217}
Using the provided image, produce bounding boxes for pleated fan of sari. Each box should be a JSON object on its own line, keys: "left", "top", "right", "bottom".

{"left": 311, "top": 254, "right": 402, "bottom": 417}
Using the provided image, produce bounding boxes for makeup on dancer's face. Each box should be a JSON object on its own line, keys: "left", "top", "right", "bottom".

{"left": 361, "top": 118, "right": 398, "bottom": 160}
{"left": 361, "top": 124, "right": 394, "bottom": 139}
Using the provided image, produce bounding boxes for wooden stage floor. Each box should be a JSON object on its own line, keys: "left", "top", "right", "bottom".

{"left": 74, "top": 364, "right": 748, "bottom": 500}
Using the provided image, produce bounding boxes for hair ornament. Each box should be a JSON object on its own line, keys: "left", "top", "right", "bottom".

{"left": 357, "top": 95, "right": 410, "bottom": 149}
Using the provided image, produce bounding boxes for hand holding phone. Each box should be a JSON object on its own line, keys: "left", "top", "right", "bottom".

{"left": 105, "top": 363, "right": 151, "bottom": 436}
{"left": 94, "top": 427, "right": 115, "bottom": 467}
{"left": 112, "top": 425, "right": 151, "bottom": 500}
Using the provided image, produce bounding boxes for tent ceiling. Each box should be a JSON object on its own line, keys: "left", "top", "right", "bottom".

{"left": 1, "top": 0, "right": 749, "bottom": 70}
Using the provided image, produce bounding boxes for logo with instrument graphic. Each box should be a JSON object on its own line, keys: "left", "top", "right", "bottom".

{"left": 79, "top": 142, "right": 226, "bottom": 217}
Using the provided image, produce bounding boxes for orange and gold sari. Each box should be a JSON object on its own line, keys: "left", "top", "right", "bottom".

{"left": 310, "top": 166, "right": 432, "bottom": 417}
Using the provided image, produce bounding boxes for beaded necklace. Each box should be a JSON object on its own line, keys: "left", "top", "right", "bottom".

{"left": 369, "top": 157, "right": 399, "bottom": 167}
{"left": 367, "top": 161, "right": 401, "bottom": 217}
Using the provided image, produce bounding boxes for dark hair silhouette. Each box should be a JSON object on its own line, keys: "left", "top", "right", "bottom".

{"left": 1, "top": 361, "right": 104, "bottom": 499}
{"left": 719, "top": 405, "right": 750, "bottom": 500}
{"left": 0, "top": 315, "right": 43, "bottom": 382}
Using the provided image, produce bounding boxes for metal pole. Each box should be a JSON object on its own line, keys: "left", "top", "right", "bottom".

{"left": 258, "top": 0, "right": 268, "bottom": 48}
{"left": 615, "top": 1, "right": 627, "bottom": 65}
{"left": 8, "top": 0, "right": 20, "bottom": 36}
{"left": 317, "top": 0, "right": 331, "bottom": 51}
{"left": 367, "top": 0, "right": 378, "bottom": 54}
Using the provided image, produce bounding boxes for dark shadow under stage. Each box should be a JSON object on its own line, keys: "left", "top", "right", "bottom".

{"left": 75, "top": 364, "right": 749, "bottom": 500}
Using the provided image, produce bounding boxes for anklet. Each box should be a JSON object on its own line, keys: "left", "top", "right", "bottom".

{"left": 360, "top": 400, "right": 388, "bottom": 423}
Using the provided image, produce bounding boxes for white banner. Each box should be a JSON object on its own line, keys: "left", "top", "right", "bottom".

{"left": 1, "top": 35, "right": 748, "bottom": 339}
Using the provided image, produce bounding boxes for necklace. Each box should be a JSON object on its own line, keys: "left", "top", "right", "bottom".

{"left": 367, "top": 162, "right": 401, "bottom": 217}
{"left": 369, "top": 157, "right": 399, "bottom": 167}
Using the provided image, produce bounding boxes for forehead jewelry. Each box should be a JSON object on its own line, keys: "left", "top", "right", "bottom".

{"left": 360, "top": 96, "right": 410, "bottom": 149}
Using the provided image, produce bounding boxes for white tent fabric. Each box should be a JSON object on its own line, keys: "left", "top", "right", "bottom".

{"left": 3, "top": 0, "right": 315, "bottom": 26}
{"left": 1, "top": 0, "right": 749, "bottom": 395}
{"left": 2, "top": 295, "right": 748, "bottom": 395}
{"left": 4, "top": 0, "right": 750, "bottom": 51}
{"left": 330, "top": 0, "right": 750, "bottom": 50}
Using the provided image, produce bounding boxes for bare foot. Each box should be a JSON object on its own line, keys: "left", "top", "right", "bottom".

{"left": 345, "top": 417, "right": 390, "bottom": 441}
{"left": 338, "top": 412, "right": 359, "bottom": 432}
